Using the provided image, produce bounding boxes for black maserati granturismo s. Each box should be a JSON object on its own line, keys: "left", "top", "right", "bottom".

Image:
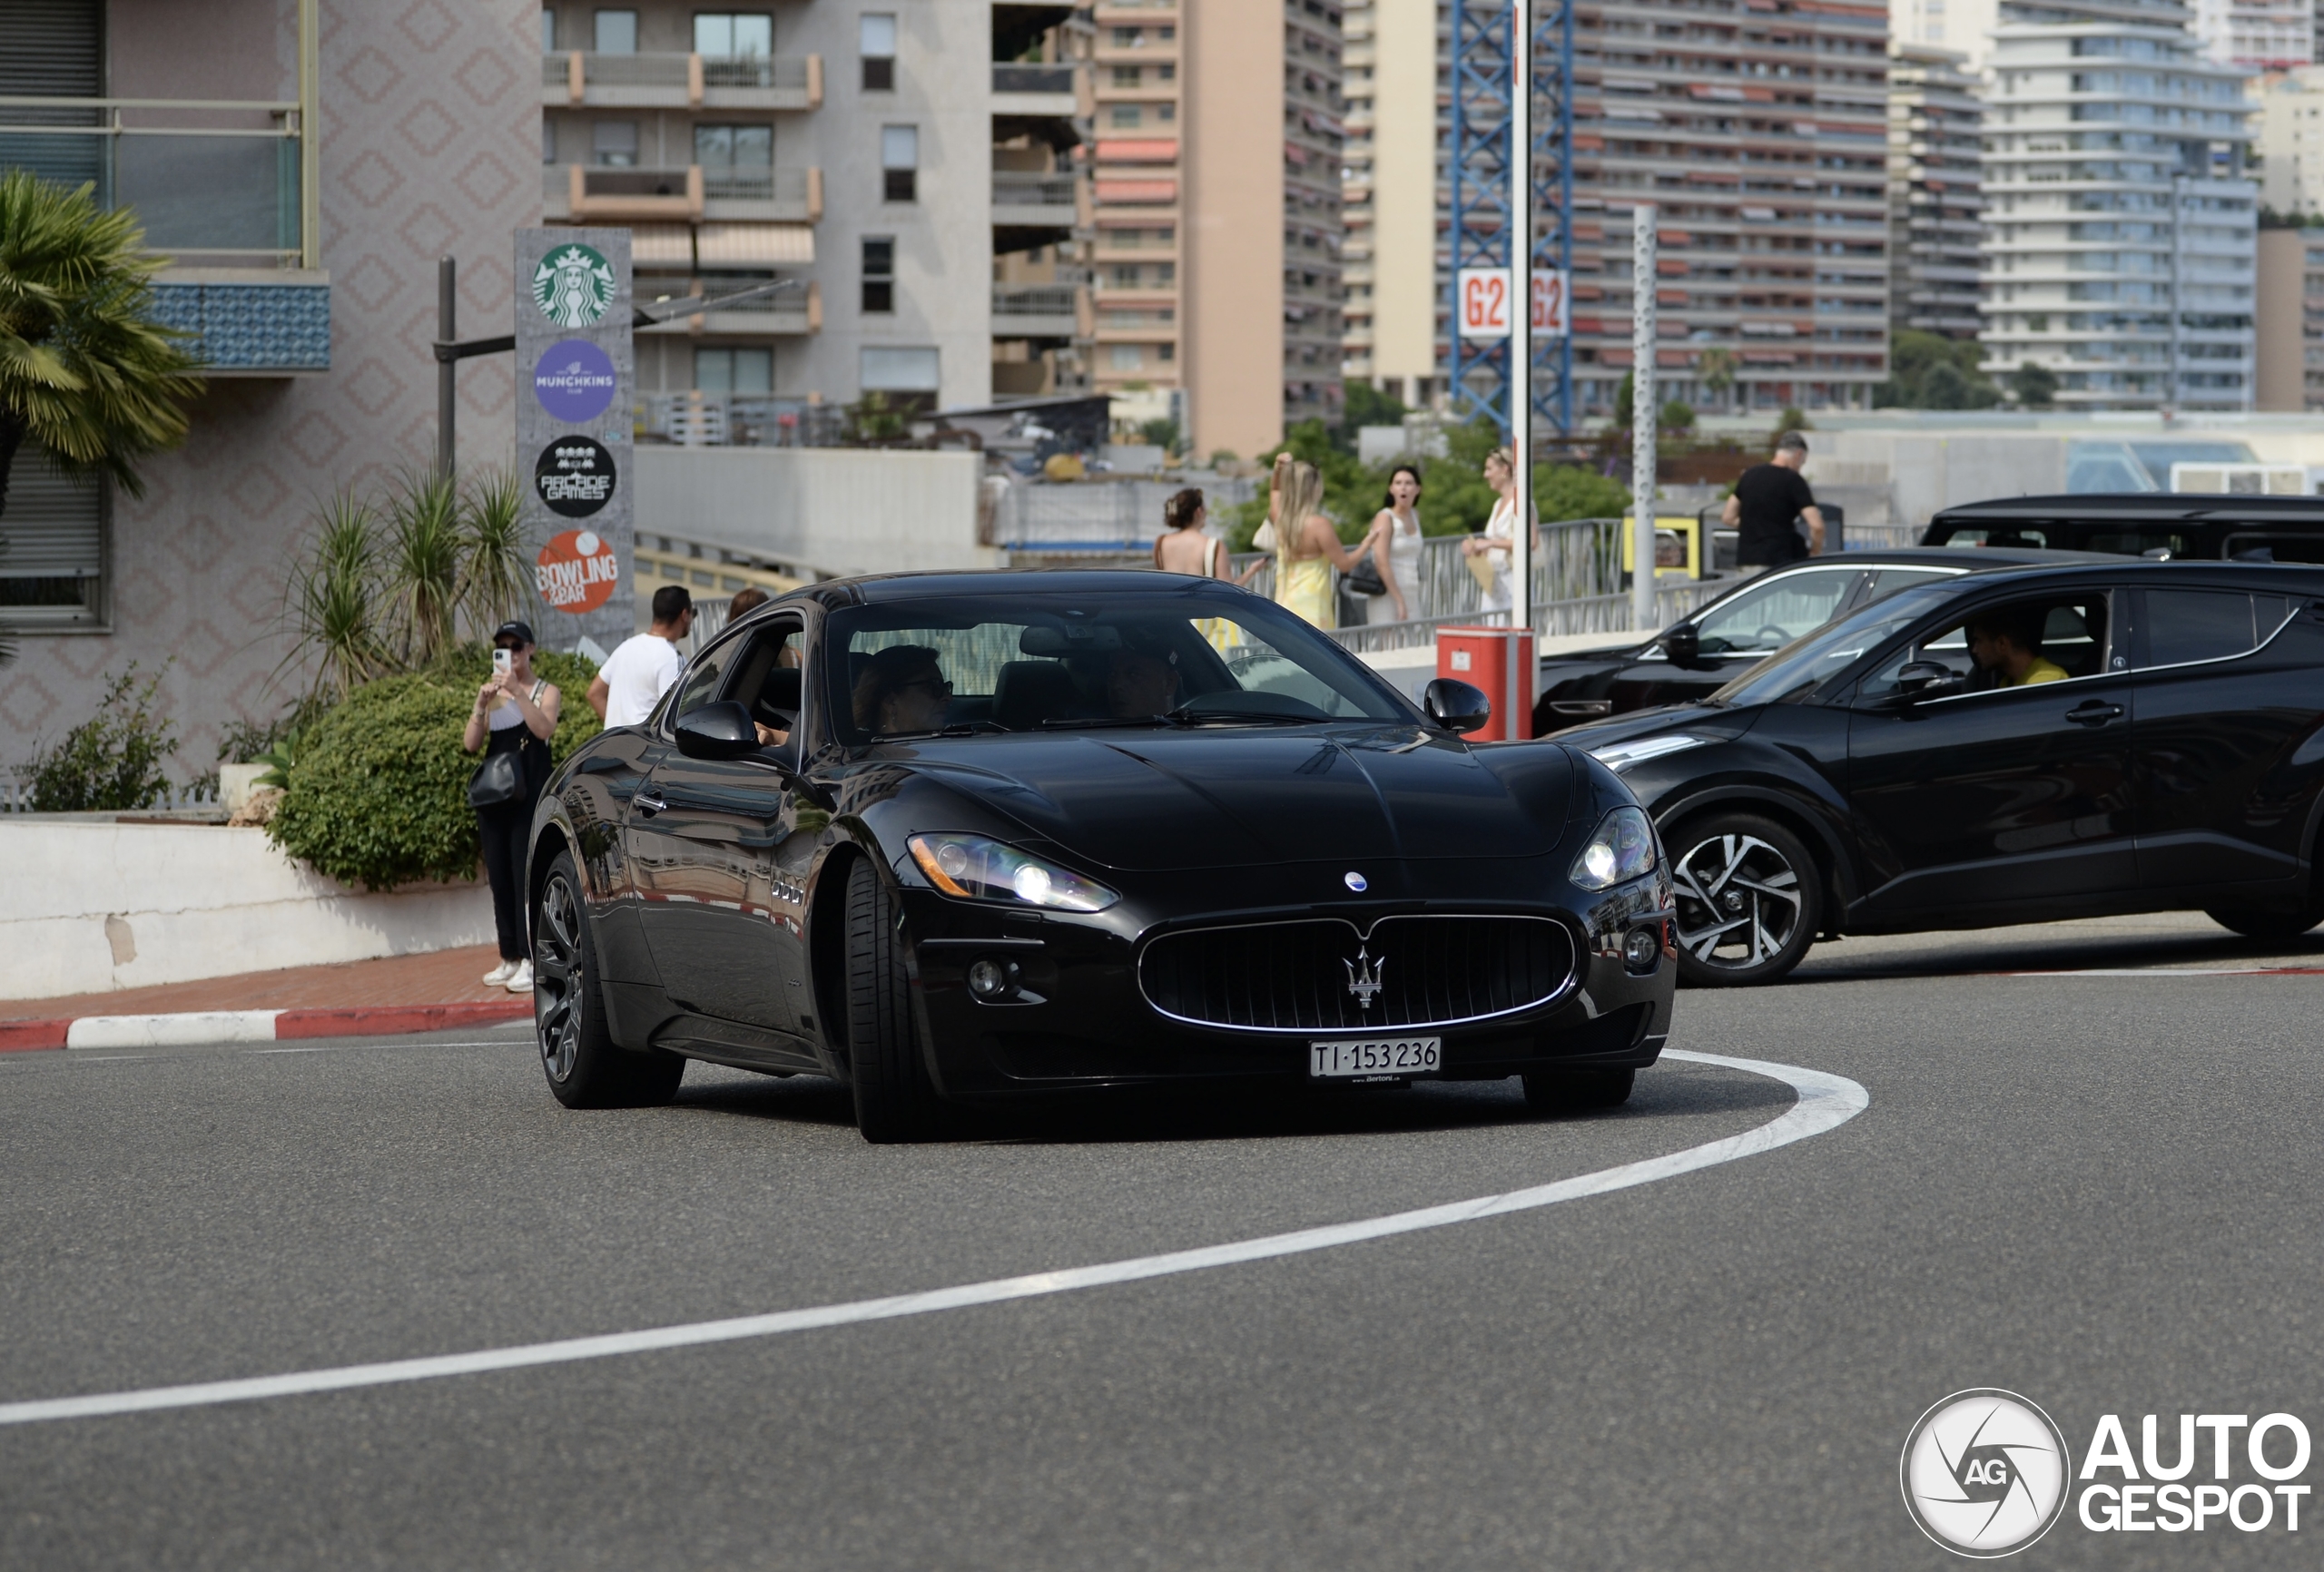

{"left": 526, "top": 572, "right": 1678, "bottom": 1140}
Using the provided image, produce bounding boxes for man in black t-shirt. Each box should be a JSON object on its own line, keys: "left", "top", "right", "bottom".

{"left": 1721, "top": 431, "right": 1826, "bottom": 574}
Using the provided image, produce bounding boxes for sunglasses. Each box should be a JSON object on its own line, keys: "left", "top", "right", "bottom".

{"left": 897, "top": 677, "right": 953, "bottom": 696}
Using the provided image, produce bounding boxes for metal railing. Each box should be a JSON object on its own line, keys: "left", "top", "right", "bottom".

{"left": 638, "top": 393, "right": 849, "bottom": 448}
{"left": 0, "top": 94, "right": 306, "bottom": 263}
{"left": 992, "top": 285, "right": 1080, "bottom": 318}
{"left": 993, "top": 172, "right": 1079, "bottom": 208}
{"left": 993, "top": 64, "right": 1077, "bottom": 93}
{"left": 542, "top": 52, "right": 812, "bottom": 91}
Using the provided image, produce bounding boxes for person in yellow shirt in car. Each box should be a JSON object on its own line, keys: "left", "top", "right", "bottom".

{"left": 1966, "top": 607, "right": 2069, "bottom": 687}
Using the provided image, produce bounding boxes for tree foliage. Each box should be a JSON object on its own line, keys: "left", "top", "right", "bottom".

{"left": 13, "top": 661, "right": 179, "bottom": 811}
{"left": 266, "top": 648, "right": 600, "bottom": 891}
{"left": 1875, "top": 330, "right": 2002, "bottom": 410}
{"left": 2010, "top": 361, "right": 2060, "bottom": 409}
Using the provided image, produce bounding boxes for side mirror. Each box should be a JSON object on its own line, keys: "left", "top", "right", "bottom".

{"left": 1661, "top": 624, "right": 1701, "bottom": 666}
{"left": 1895, "top": 661, "right": 1965, "bottom": 704}
{"left": 675, "top": 700, "right": 759, "bottom": 760}
{"left": 1423, "top": 678, "right": 1492, "bottom": 733}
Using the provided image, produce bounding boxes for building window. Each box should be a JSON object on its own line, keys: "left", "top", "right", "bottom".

{"left": 694, "top": 13, "right": 772, "bottom": 57}
{"left": 1157, "top": 102, "right": 1176, "bottom": 122}
{"left": 542, "top": 9, "right": 557, "bottom": 51}
{"left": 862, "top": 345, "right": 940, "bottom": 391}
{"left": 1112, "top": 65, "right": 1140, "bottom": 87}
{"left": 694, "top": 346, "right": 773, "bottom": 395}
{"left": 881, "top": 124, "right": 918, "bottom": 201}
{"left": 593, "top": 9, "right": 636, "bottom": 54}
{"left": 861, "top": 13, "right": 897, "bottom": 90}
{"left": 1158, "top": 64, "right": 1175, "bottom": 82}
{"left": 862, "top": 236, "right": 895, "bottom": 313}
{"left": 0, "top": 451, "right": 105, "bottom": 634}
{"left": 1108, "top": 344, "right": 1143, "bottom": 370}
{"left": 1109, "top": 103, "right": 1140, "bottom": 127}
{"left": 593, "top": 120, "right": 638, "bottom": 167}
{"left": 1157, "top": 342, "right": 1175, "bottom": 362}
{"left": 543, "top": 119, "right": 557, "bottom": 164}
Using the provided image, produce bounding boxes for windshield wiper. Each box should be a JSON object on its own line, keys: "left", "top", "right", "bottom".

{"left": 881, "top": 721, "right": 1007, "bottom": 741}
{"left": 1037, "top": 715, "right": 1174, "bottom": 731}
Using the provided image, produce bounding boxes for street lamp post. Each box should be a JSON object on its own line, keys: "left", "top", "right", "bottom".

{"left": 1630, "top": 205, "right": 1659, "bottom": 635}
{"left": 1509, "top": 0, "right": 1532, "bottom": 737}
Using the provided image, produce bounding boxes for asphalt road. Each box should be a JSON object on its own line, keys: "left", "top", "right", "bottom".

{"left": 5, "top": 914, "right": 2322, "bottom": 1569}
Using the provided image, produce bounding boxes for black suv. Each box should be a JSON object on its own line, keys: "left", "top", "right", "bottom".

{"left": 1924, "top": 494, "right": 2324, "bottom": 563}
{"left": 1555, "top": 561, "right": 2324, "bottom": 985}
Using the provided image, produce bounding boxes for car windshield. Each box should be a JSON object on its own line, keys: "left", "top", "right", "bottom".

{"left": 1689, "top": 565, "right": 1859, "bottom": 655}
{"left": 825, "top": 587, "right": 1413, "bottom": 742}
{"left": 1706, "top": 582, "right": 1960, "bottom": 708}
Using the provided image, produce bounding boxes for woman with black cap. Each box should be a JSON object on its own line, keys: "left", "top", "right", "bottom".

{"left": 462, "top": 620, "right": 563, "bottom": 993}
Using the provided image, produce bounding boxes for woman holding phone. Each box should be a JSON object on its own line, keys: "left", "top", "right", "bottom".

{"left": 463, "top": 621, "right": 562, "bottom": 993}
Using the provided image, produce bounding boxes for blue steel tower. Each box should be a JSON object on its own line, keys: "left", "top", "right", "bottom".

{"left": 1445, "top": 0, "right": 1575, "bottom": 439}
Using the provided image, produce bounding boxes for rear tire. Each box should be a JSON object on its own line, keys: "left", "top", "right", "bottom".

{"left": 532, "top": 852, "right": 685, "bottom": 1109}
{"left": 843, "top": 856, "right": 944, "bottom": 1144}
{"left": 1667, "top": 812, "right": 1822, "bottom": 987}
{"left": 2206, "top": 900, "right": 2324, "bottom": 941}
{"left": 1523, "top": 1067, "right": 1635, "bottom": 1114}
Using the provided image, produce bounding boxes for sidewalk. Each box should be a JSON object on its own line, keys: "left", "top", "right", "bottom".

{"left": 2, "top": 945, "right": 532, "bottom": 1051}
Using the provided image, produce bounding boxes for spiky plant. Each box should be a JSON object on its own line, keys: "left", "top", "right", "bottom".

{"left": 0, "top": 171, "right": 204, "bottom": 664}
{"left": 379, "top": 465, "right": 465, "bottom": 668}
{"left": 458, "top": 467, "right": 530, "bottom": 638}
{"left": 278, "top": 491, "right": 386, "bottom": 702}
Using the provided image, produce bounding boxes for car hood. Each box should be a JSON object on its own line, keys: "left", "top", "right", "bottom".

{"left": 894, "top": 726, "right": 1572, "bottom": 870}
{"left": 1549, "top": 702, "right": 1760, "bottom": 754}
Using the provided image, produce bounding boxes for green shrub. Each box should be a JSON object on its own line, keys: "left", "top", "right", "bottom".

{"left": 267, "top": 647, "right": 599, "bottom": 891}
{"left": 15, "top": 662, "right": 179, "bottom": 811}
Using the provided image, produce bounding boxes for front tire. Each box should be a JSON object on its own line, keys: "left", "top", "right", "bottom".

{"left": 2207, "top": 900, "right": 2324, "bottom": 941}
{"left": 1667, "top": 812, "right": 1821, "bottom": 987}
{"left": 533, "top": 852, "right": 684, "bottom": 1109}
{"left": 842, "top": 856, "right": 944, "bottom": 1143}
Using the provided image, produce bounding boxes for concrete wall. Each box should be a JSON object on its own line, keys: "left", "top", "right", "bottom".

{"left": 1368, "top": 0, "right": 1438, "bottom": 390}
{"left": 633, "top": 445, "right": 991, "bottom": 577}
{"left": 2, "top": 822, "right": 492, "bottom": 1002}
{"left": 1817, "top": 430, "right": 2070, "bottom": 529}
{"left": 0, "top": 2, "right": 537, "bottom": 776}
{"left": 2256, "top": 228, "right": 2307, "bottom": 413}
{"left": 1185, "top": 0, "right": 1285, "bottom": 461}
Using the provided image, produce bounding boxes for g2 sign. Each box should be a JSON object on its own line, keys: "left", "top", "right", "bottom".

{"left": 1456, "top": 268, "right": 1571, "bottom": 341}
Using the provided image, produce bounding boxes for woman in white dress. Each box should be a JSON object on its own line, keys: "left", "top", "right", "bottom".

{"left": 1361, "top": 465, "right": 1423, "bottom": 624}
{"left": 1462, "top": 446, "right": 1541, "bottom": 616}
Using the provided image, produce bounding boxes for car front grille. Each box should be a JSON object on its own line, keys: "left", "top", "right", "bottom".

{"left": 1137, "top": 915, "right": 1576, "bottom": 1033}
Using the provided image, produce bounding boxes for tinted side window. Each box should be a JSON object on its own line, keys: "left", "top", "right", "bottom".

{"left": 1863, "top": 567, "right": 1959, "bottom": 602}
{"left": 2142, "top": 590, "right": 2257, "bottom": 667}
{"left": 665, "top": 639, "right": 732, "bottom": 723}
{"left": 1859, "top": 593, "right": 2112, "bottom": 702}
{"left": 1933, "top": 526, "right": 2053, "bottom": 549}
{"left": 1691, "top": 567, "right": 1860, "bottom": 654}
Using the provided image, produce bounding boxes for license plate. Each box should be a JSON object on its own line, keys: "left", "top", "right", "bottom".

{"left": 1309, "top": 1036, "right": 1442, "bottom": 1080}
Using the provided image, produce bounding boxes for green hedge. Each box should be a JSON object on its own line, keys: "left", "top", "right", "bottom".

{"left": 268, "top": 649, "right": 600, "bottom": 891}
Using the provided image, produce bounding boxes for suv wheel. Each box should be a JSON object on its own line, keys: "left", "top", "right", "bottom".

{"left": 1667, "top": 812, "right": 1821, "bottom": 987}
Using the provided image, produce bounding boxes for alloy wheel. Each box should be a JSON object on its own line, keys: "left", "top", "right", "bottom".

{"left": 533, "top": 873, "right": 584, "bottom": 1082}
{"left": 1670, "top": 830, "right": 1803, "bottom": 972}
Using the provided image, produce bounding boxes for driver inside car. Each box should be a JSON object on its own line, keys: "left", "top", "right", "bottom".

{"left": 1965, "top": 606, "right": 2068, "bottom": 688}
{"left": 852, "top": 644, "right": 952, "bottom": 734}
{"left": 1106, "top": 647, "right": 1182, "bottom": 719}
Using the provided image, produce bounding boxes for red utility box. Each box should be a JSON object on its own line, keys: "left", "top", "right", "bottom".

{"left": 1436, "top": 625, "right": 1534, "bottom": 742}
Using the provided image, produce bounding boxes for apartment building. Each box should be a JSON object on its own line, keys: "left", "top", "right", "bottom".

{"left": 541, "top": 3, "right": 1090, "bottom": 420}
{"left": 2253, "top": 221, "right": 2324, "bottom": 404}
{"left": 1088, "top": 0, "right": 1344, "bottom": 460}
{"left": 1341, "top": 0, "right": 1439, "bottom": 404}
{"left": 0, "top": 0, "right": 536, "bottom": 768}
{"left": 1887, "top": 42, "right": 1985, "bottom": 339}
{"left": 1978, "top": 0, "right": 2259, "bottom": 411}
{"left": 1568, "top": 0, "right": 1892, "bottom": 418}
{"left": 2191, "top": 0, "right": 2311, "bottom": 64}
{"left": 2259, "top": 64, "right": 2324, "bottom": 213}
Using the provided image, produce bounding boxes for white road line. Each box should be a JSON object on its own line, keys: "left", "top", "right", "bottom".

{"left": 2002, "top": 967, "right": 2324, "bottom": 978}
{"left": 0, "top": 1048, "right": 1866, "bottom": 1429}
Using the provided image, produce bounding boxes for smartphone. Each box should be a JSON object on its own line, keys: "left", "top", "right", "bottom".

{"left": 492, "top": 648, "right": 512, "bottom": 675}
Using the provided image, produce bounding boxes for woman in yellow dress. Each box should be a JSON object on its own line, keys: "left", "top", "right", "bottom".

{"left": 1272, "top": 459, "right": 1369, "bottom": 629}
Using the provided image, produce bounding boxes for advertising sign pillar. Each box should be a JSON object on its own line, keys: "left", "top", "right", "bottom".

{"left": 516, "top": 228, "right": 634, "bottom": 654}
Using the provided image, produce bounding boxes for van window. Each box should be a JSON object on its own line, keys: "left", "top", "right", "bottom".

{"left": 2141, "top": 590, "right": 2290, "bottom": 667}
{"left": 1932, "top": 526, "right": 2053, "bottom": 550}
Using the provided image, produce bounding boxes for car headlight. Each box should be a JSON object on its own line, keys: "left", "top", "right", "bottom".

{"left": 1587, "top": 733, "right": 1709, "bottom": 773}
{"left": 907, "top": 833, "right": 1119, "bottom": 913}
{"left": 1571, "top": 806, "right": 1659, "bottom": 892}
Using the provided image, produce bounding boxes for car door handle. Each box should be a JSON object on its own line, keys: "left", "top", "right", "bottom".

{"left": 635, "top": 791, "right": 667, "bottom": 816}
{"left": 2065, "top": 702, "right": 2123, "bottom": 727}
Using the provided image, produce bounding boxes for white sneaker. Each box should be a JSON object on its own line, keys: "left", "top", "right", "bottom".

{"left": 482, "top": 959, "right": 517, "bottom": 987}
{"left": 505, "top": 959, "right": 534, "bottom": 994}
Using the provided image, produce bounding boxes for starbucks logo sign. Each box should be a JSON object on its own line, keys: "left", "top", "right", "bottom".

{"left": 531, "top": 243, "right": 615, "bottom": 329}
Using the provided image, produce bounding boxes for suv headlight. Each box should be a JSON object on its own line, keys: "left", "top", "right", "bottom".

{"left": 1571, "top": 806, "right": 1659, "bottom": 892}
{"left": 908, "top": 833, "right": 1119, "bottom": 913}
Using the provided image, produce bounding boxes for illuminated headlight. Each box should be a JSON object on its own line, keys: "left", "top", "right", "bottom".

{"left": 908, "top": 833, "right": 1119, "bottom": 913}
{"left": 1588, "top": 733, "right": 1709, "bottom": 773}
{"left": 1571, "top": 806, "right": 1659, "bottom": 892}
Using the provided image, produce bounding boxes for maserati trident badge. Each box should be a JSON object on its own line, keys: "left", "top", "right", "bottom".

{"left": 1344, "top": 946, "right": 1385, "bottom": 1009}
{"left": 1344, "top": 870, "right": 1368, "bottom": 892}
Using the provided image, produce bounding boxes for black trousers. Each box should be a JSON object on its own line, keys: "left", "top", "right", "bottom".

{"left": 478, "top": 796, "right": 538, "bottom": 962}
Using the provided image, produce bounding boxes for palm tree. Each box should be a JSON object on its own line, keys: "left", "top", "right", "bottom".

{"left": 0, "top": 171, "right": 203, "bottom": 663}
{"left": 1698, "top": 348, "right": 1738, "bottom": 414}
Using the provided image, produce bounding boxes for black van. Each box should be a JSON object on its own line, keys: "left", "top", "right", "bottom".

{"left": 1922, "top": 494, "right": 2324, "bottom": 562}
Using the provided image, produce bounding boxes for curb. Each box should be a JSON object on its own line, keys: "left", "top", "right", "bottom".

{"left": 0, "top": 998, "right": 533, "bottom": 1054}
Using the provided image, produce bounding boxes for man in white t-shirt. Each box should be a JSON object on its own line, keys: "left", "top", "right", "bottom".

{"left": 588, "top": 585, "right": 694, "bottom": 728}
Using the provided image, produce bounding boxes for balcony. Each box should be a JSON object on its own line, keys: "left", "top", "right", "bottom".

{"left": 636, "top": 282, "right": 821, "bottom": 338}
{"left": 0, "top": 94, "right": 326, "bottom": 373}
{"left": 540, "top": 52, "right": 822, "bottom": 112}
{"left": 544, "top": 164, "right": 822, "bottom": 223}
{"left": 992, "top": 284, "right": 1082, "bottom": 342}
{"left": 992, "top": 62, "right": 1081, "bottom": 119}
{"left": 993, "top": 170, "right": 1080, "bottom": 251}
